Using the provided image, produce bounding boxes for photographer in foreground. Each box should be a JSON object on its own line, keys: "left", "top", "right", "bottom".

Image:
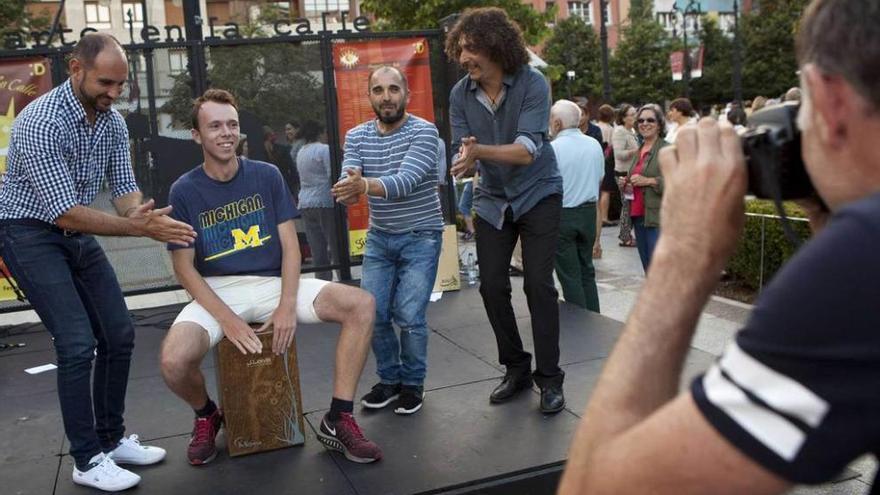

{"left": 558, "top": 1, "right": 880, "bottom": 493}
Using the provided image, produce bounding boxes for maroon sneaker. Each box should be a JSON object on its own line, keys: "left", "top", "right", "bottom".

{"left": 188, "top": 409, "right": 223, "bottom": 466}
{"left": 317, "top": 412, "right": 382, "bottom": 463}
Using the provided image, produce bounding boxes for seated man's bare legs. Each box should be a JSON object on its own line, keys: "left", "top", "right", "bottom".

{"left": 311, "top": 282, "right": 382, "bottom": 463}
{"left": 160, "top": 323, "right": 211, "bottom": 409}
{"left": 313, "top": 282, "right": 375, "bottom": 400}
{"left": 160, "top": 323, "right": 222, "bottom": 466}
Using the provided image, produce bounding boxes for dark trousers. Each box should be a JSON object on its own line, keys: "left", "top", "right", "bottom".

{"left": 475, "top": 194, "right": 563, "bottom": 389}
{"left": 555, "top": 204, "right": 600, "bottom": 312}
{"left": 0, "top": 223, "right": 134, "bottom": 469}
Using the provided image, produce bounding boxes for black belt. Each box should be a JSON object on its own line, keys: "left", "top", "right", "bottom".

{"left": 0, "top": 218, "right": 81, "bottom": 237}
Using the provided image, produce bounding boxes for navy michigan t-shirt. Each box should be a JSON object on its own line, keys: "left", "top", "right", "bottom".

{"left": 167, "top": 158, "right": 299, "bottom": 277}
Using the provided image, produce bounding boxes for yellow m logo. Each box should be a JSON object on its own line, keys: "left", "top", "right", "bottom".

{"left": 231, "top": 225, "right": 264, "bottom": 250}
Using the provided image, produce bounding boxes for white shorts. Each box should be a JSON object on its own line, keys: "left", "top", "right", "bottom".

{"left": 172, "top": 276, "right": 331, "bottom": 347}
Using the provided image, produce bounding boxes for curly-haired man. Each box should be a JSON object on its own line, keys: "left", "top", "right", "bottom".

{"left": 446, "top": 7, "right": 565, "bottom": 414}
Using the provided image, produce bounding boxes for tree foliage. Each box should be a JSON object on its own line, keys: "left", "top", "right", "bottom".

{"left": 543, "top": 17, "right": 603, "bottom": 100}
{"left": 687, "top": 16, "right": 734, "bottom": 110}
{"left": 1, "top": 0, "right": 51, "bottom": 46}
{"left": 610, "top": 2, "right": 672, "bottom": 105}
{"left": 359, "top": 0, "right": 555, "bottom": 46}
{"left": 740, "top": 0, "right": 810, "bottom": 100}
{"left": 160, "top": 6, "right": 324, "bottom": 130}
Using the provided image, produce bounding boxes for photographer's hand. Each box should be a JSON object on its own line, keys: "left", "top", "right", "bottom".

{"left": 655, "top": 118, "right": 747, "bottom": 276}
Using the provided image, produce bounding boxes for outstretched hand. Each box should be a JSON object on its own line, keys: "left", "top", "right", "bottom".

{"left": 332, "top": 168, "right": 365, "bottom": 205}
{"left": 130, "top": 199, "right": 197, "bottom": 246}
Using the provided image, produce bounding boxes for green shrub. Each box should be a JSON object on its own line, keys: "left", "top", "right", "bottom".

{"left": 725, "top": 200, "right": 811, "bottom": 290}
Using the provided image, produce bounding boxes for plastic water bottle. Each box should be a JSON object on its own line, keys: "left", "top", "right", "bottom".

{"left": 466, "top": 253, "right": 477, "bottom": 286}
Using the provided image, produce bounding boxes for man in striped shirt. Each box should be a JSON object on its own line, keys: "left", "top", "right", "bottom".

{"left": 0, "top": 34, "right": 194, "bottom": 492}
{"left": 558, "top": 1, "right": 880, "bottom": 493}
{"left": 332, "top": 66, "right": 443, "bottom": 416}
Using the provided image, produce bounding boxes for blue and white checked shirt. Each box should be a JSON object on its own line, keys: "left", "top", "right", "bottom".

{"left": 0, "top": 79, "right": 138, "bottom": 223}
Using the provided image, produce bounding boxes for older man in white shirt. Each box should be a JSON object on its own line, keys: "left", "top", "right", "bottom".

{"left": 549, "top": 100, "right": 605, "bottom": 311}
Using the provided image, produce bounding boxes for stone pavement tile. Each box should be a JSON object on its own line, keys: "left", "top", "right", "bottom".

{"left": 786, "top": 479, "right": 872, "bottom": 495}
{"left": 691, "top": 314, "right": 740, "bottom": 357}
{"left": 316, "top": 379, "right": 581, "bottom": 495}
{"left": 561, "top": 347, "right": 716, "bottom": 417}
{"left": 294, "top": 319, "right": 502, "bottom": 414}
{"left": 0, "top": 389, "right": 64, "bottom": 465}
{"left": 55, "top": 430, "right": 354, "bottom": 495}
{"left": 0, "top": 456, "right": 60, "bottom": 495}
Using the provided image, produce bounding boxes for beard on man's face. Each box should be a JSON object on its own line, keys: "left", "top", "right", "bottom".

{"left": 373, "top": 102, "right": 405, "bottom": 125}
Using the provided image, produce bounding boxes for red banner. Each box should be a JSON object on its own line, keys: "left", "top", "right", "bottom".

{"left": 332, "top": 37, "right": 436, "bottom": 256}
{"left": 669, "top": 45, "right": 704, "bottom": 81}
{"left": 0, "top": 57, "right": 52, "bottom": 302}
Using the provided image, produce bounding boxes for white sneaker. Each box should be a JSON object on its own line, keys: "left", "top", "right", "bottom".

{"left": 73, "top": 453, "right": 140, "bottom": 492}
{"left": 108, "top": 434, "right": 167, "bottom": 465}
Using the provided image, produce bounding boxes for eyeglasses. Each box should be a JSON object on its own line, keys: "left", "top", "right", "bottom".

{"left": 637, "top": 118, "right": 657, "bottom": 124}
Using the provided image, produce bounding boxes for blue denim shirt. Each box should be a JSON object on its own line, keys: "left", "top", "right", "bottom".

{"left": 449, "top": 64, "right": 561, "bottom": 229}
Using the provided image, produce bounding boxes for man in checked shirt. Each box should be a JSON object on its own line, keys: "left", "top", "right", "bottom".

{"left": 0, "top": 34, "right": 195, "bottom": 492}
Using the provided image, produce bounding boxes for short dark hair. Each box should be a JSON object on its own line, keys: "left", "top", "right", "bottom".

{"left": 727, "top": 107, "right": 747, "bottom": 126}
{"left": 192, "top": 88, "right": 238, "bottom": 129}
{"left": 637, "top": 104, "right": 666, "bottom": 137}
{"left": 669, "top": 97, "right": 694, "bottom": 117}
{"left": 445, "top": 7, "right": 530, "bottom": 75}
{"left": 616, "top": 103, "right": 635, "bottom": 126}
{"left": 367, "top": 65, "right": 408, "bottom": 92}
{"left": 597, "top": 104, "right": 615, "bottom": 124}
{"left": 70, "top": 33, "right": 124, "bottom": 69}
{"left": 797, "top": 0, "right": 880, "bottom": 110}
{"left": 298, "top": 120, "right": 324, "bottom": 143}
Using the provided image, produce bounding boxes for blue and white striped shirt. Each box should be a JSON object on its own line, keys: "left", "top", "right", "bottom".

{"left": 341, "top": 115, "right": 443, "bottom": 233}
{"left": 0, "top": 79, "right": 138, "bottom": 223}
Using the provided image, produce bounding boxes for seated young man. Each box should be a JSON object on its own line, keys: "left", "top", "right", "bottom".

{"left": 159, "top": 89, "right": 381, "bottom": 465}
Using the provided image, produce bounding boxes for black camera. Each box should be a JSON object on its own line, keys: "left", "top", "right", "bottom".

{"left": 741, "top": 102, "right": 815, "bottom": 200}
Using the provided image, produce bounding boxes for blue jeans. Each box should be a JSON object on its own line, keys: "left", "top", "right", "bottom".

{"left": 360, "top": 229, "right": 442, "bottom": 387}
{"left": 457, "top": 181, "right": 474, "bottom": 218}
{"left": 0, "top": 222, "right": 134, "bottom": 469}
{"left": 632, "top": 217, "right": 660, "bottom": 272}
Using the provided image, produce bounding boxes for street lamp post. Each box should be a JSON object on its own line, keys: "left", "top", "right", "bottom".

{"left": 732, "top": 0, "right": 743, "bottom": 106}
{"left": 566, "top": 70, "right": 576, "bottom": 100}
{"left": 681, "top": 0, "right": 701, "bottom": 99}
{"left": 583, "top": 0, "right": 613, "bottom": 102}
{"left": 598, "top": 0, "right": 612, "bottom": 102}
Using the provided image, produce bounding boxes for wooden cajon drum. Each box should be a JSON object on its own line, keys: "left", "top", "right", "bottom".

{"left": 215, "top": 324, "right": 305, "bottom": 457}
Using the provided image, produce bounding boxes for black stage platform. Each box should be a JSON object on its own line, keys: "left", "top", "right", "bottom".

{"left": 0, "top": 287, "right": 716, "bottom": 494}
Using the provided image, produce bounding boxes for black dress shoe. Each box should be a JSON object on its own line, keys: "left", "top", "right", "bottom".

{"left": 540, "top": 386, "right": 565, "bottom": 414}
{"left": 490, "top": 374, "right": 533, "bottom": 403}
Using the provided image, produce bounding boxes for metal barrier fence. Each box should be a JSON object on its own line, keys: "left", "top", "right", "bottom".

{"left": 731, "top": 212, "right": 810, "bottom": 292}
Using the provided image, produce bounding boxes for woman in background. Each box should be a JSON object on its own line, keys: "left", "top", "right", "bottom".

{"left": 296, "top": 120, "right": 339, "bottom": 281}
{"left": 611, "top": 104, "right": 638, "bottom": 248}
{"left": 619, "top": 104, "right": 669, "bottom": 271}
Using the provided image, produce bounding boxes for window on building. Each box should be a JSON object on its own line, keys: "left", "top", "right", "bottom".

{"left": 567, "top": 1, "right": 593, "bottom": 24}
{"left": 121, "top": 2, "right": 144, "bottom": 29}
{"left": 304, "top": 0, "right": 343, "bottom": 15}
{"left": 84, "top": 2, "right": 111, "bottom": 30}
{"left": 169, "top": 50, "right": 187, "bottom": 74}
{"left": 545, "top": 1, "right": 557, "bottom": 26}
{"left": 602, "top": 1, "right": 613, "bottom": 25}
